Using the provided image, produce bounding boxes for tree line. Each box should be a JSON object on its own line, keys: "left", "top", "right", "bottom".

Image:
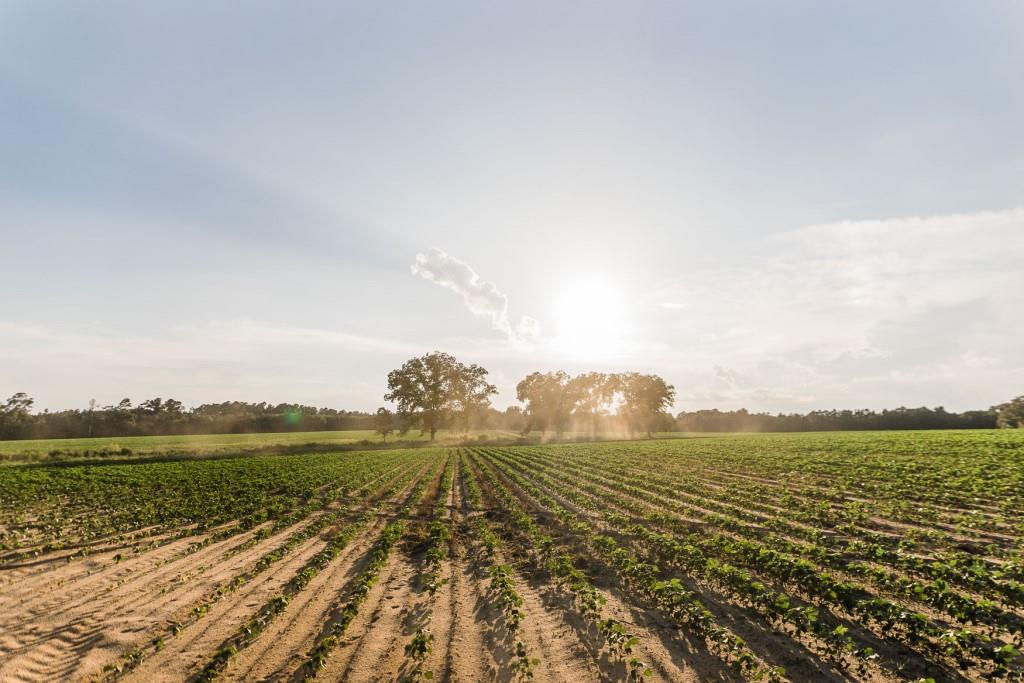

{"left": 0, "top": 394, "right": 380, "bottom": 441}
{"left": 2, "top": 351, "right": 1022, "bottom": 441}
{"left": 674, "top": 406, "right": 1004, "bottom": 432}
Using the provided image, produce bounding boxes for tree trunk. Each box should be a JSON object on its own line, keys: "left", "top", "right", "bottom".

{"left": 430, "top": 427, "right": 436, "bottom": 441}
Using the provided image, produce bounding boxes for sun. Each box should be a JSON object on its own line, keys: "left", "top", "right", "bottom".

{"left": 550, "top": 277, "right": 628, "bottom": 360}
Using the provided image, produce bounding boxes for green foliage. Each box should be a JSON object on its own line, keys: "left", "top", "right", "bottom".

{"left": 470, "top": 432, "right": 1024, "bottom": 681}
{"left": 404, "top": 629, "right": 434, "bottom": 681}
{"left": 993, "top": 396, "right": 1024, "bottom": 429}
{"left": 385, "top": 352, "right": 497, "bottom": 440}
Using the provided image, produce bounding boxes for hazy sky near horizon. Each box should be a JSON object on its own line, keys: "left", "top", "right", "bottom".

{"left": 2, "top": 2, "right": 1023, "bottom": 413}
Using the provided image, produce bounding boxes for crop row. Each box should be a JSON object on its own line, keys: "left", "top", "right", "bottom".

{"left": 403, "top": 454, "right": 456, "bottom": 681}
{"left": 299, "top": 456, "right": 445, "bottom": 680}
{"left": 0, "top": 450, "right": 423, "bottom": 559}
{"left": 485, "top": 446, "right": 1024, "bottom": 680}
{"left": 99, "top": 457, "right": 423, "bottom": 680}
{"left": 458, "top": 450, "right": 541, "bottom": 679}
{"left": 193, "top": 456, "right": 437, "bottom": 681}
{"left": 468, "top": 450, "right": 714, "bottom": 682}
{"left": 524, "top": 445, "right": 1024, "bottom": 606}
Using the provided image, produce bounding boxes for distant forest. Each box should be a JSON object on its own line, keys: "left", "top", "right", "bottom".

{"left": 0, "top": 395, "right": 380, "bottom": 441}
{"left": 0, "top": 391, "right": 1020, "bottom": 441}
{"left": 674, "top": 407, "right": 1000, "bottom": 432}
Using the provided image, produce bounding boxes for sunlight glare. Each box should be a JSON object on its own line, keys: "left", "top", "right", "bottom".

{"left": 551, "top": 277, "right": 628, "bottom": 360}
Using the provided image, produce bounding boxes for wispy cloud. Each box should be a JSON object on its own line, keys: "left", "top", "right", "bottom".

{"left": 649, "top": 207, "right": 1024, "bottom": 410}
{"left": 411, "top": 247, "right": 540, "bottom": 345}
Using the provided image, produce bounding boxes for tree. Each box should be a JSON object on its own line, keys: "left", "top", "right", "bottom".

{"left": 450, "top": 361, "right": 497, "bottom": 433}
{"left": 2, "top": 392, "right": 34, "bottom": 415}
{"left": 569, "top": 372, "right": 619, "bottom": 436}
{"left": 384, "top": 351, "right": 496, "bottom": 441}
{"left": 164, "top": 398, "right": 185, "bottom": 414}
{"left": 374, "top": 407, "right": 395, "bottom": 442}
{"left": 502, "top": 406, "right": 527, "bottom": 434}
{"left": 0, "top": 393, "right": 35, "bottom": 439}
{"left": 618, "top": 373, "right": 675, "bottom": 437}
{"left": 87, "top": 398, "right": 97, "bottom": 437}
{"left": 993, "top": 396, "right": 1024, "bottom": 429}
{"left": 139, "top": 397, "right": 164, "bottom": 414}
{"left": 516, "top": 371, "right": 580, "bottom": 437}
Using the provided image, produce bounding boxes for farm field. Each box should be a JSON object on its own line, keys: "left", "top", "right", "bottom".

{"left": 0, "top": 430, "right": 516, "bottom": 463}
{"left": 0, "top": 430, "right": 704, "bottom": 463}
{"left": 1, "top": 431, "right": 1023, "bottom": 682}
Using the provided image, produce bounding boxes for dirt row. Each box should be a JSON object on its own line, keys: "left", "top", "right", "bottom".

{"left": 0, "top": 462, "right": 421, "bottom": 683}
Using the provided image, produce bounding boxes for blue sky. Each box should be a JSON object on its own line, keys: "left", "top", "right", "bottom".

{"left": 1, "top": 2, "right": 1022, "bottom": 412}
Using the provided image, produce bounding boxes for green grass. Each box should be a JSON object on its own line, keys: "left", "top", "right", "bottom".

{"left": 0, "top": 429, "right": 716, "bottom": 463}
{"left": 0, "top": 429, "right": 526, "bottom": 462}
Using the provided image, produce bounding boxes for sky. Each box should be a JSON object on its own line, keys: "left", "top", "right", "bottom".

{"left": 1, "top": 1, "right": 1022, "bottom": 414}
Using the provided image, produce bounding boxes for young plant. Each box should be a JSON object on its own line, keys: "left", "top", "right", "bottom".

{"left": 404, "top": 628, "right": 434, "bottom": 681}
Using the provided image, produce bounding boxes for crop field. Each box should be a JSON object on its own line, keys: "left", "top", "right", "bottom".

{"left": 0, "top": 430, "right": 526, "bottom": 463}
{"left": 0, "top": 430, "right": 387, "bottom": 460}
{"left": 0, "top": 430, "right": 699, "bottom": 463}
{"left": 1, "top": 431, "right": 1023, "bottom": 682}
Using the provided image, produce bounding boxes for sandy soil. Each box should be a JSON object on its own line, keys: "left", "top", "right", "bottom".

{"left": 220, "top": 514, "right": 402, "bottom": 682}
{"left": 216, "top": 471, "right": 430, "bottom": 682}
{"left": 313, "top": 547, "right": 420, "bottom": 682}
{"left": 120, "top": 531, "right": 331, "bottom": 682}
{"left": 0, "top": 512, "right": 342, "bottom": 683}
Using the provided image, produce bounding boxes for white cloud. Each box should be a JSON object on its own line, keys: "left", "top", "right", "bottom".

{"left": 411, "top": 247, "right": 540, "bottom": 345}
{"left": 649, "top": 207, "right": 1024, "bottom": 411}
